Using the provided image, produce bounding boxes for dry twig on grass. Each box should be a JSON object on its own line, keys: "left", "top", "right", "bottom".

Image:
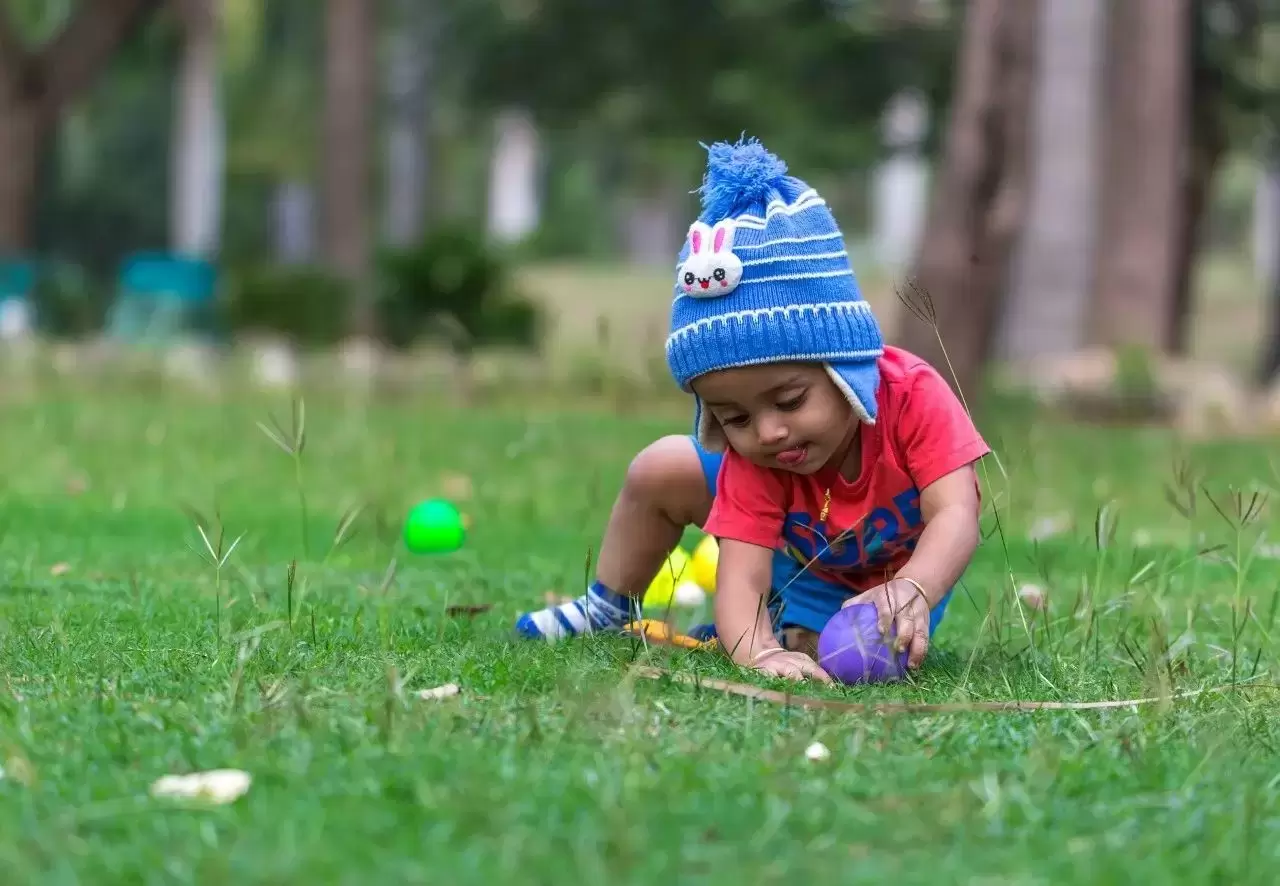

{"left": 635, "top": 666, "right": 1273, "bottom": 715}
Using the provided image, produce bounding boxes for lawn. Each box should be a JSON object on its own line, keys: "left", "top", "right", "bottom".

{"left": 2, "top": 368, "right": 1280, "bottom": 884}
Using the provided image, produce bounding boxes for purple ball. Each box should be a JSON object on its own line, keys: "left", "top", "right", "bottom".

{"left": 816, "top": 604, "right": 909, "bottom": 684}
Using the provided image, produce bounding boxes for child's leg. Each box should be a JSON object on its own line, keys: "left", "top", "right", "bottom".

{"left": 515, "top": 435, "right": 715, "bottom": 641}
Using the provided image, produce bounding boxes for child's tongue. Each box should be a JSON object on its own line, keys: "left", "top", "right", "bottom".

{"left": 776, "top": 446, "right": 806, "bottom": 466}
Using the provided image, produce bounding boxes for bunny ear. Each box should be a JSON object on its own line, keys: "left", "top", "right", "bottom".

{"left": 710, "top": 219, "right": 736, "bottom": 253}
{"left": 687, "top": 221, "right": 712, "bottom": 255}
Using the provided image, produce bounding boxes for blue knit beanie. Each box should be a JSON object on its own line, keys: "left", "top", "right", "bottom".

{"left": 665, "top": 137, "right": 884, "bottom": 451}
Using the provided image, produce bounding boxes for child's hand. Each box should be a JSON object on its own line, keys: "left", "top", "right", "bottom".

{"left": 749, "top": 647, "right": 833, "bottom": 683}
{"left": 847, "top": 578, "right": 931, "bottom": 669}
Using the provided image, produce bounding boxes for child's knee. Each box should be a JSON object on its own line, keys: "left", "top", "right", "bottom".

{"left": 624, "top": 435, "right": 712, "bottom": 524}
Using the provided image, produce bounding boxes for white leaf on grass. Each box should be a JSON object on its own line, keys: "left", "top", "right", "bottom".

{"left": 417, "top": 683, "right": 460, "bottom": 701}
{"left": 1028, "top": 513, "right": 1070, "bottom": 541}
{"left": 150, "top": 769, "right": 252, "bottom": 804}
{"left": 805, "top": 741, "right": 830, "bottom": 762}
{"left": 1017, "top": 584, "right": 1047, "bottom": 611}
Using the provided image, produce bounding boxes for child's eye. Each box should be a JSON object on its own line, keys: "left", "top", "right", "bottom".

{"left": 721, "top": 414, "right": 750, "bottom": 428}
{"left": 777, "top": 394, "right": 806, "bottom": 412}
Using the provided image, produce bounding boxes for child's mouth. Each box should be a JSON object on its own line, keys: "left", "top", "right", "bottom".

{"left": 775, "top": 446, "right": 808, "bottom": 467}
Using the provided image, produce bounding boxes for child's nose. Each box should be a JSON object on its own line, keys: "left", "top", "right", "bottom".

{"left": 756, "top": 416, "right": 789, "bottom": 446}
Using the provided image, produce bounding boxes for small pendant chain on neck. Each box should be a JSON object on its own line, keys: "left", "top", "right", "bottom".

{"left": 819, "top": 487, "right": 832, "bottom": 523}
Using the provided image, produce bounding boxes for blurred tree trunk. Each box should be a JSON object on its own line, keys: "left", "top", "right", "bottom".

{"left": 383, "top": 0, "right": 433, "bottom": 247}
{"left": 1089, "top": 0, "right": 1191, "bottom": 352}
{"left": 1168, "top": 0, "right": 1259, "bottom": 355}
{"left": 620, "top": 184, "right": 683, "bottom": 267}
{"left": 895, "top": 0, "right": 1038, "bottom": 403}
{"left": 1167, "top": 78, "right": 1224, "bottom": 356}
{"left": 486, "top": 107, "right": 541, "bottom": 245}
{"left": 997, "top": 0, "right": 1104, "bottom": 361}
{"left": 1260, "top": 131, "right": 1280, "bottom": 384}
{"left": 172, "top": 0, "right": 224, "bottom": 258}
{"left": 0, "top": 0, "right": 160, "bottom": 254}
{"left": 1264, "top": 271, "right": 1280, "bottom": 387}
{"left": 322, "top": 0, "right": 375, "bottom": 337}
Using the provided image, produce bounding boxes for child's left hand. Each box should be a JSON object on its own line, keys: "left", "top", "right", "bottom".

{"left": 845, "top": 578, "right": 931, "bottom": 669}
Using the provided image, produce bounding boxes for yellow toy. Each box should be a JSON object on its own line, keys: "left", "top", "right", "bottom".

{"left": 689, "top": 534, "right": 719, "bottom": 592}
{"left": 641, "top": 546, "right": 692, "bottom": 608}
{"left": 623, "top": 618, "right": 719, "bottom": 651}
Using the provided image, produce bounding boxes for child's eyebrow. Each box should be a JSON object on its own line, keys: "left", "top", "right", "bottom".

{"left": 765, "top": 375, "right": 808, "bottom": 394}
{"left": 703, "top": 375, "right": 807, "bottom": 408}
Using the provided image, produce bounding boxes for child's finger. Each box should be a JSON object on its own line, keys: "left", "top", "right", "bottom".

{"left": 803, "top": 661, "right": 833, "bottom": 683}
{"left": 891, "top": 605, "right": 915, "bottom": 654}
{"left": 906, "top": 620, "right": 929, "bottom": 669}
{"left": 874, "top": 594, "right": 895, "bottom": 638}
{"left": 759, "top": 653, "right": 832, "bottom": 684}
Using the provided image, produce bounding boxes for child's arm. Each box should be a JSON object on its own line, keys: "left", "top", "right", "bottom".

{"left": 857, "top": 360, "right": 991, "bottom": 668}
{"left": 855, "top": 464, "right": 981, "bottom": 670}
{"left": 895, "top": 464, "right": 982, "bottom": 607}
{"left": 716, "top": 539, "right": 831, "bottom": 682}
{"left": 704, "top": 450, "right": 831, "bottom": 682}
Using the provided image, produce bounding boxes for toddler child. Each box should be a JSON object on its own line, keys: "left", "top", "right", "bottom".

{"left": 516, "top": 137, "right": 990, "bottom": 682}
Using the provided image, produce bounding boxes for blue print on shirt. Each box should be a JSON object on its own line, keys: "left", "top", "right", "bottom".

{"left": 780, "top": 487, "right": 924, "bottom": 572}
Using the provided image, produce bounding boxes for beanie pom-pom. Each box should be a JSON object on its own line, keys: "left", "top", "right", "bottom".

{"left": 697, "top": 136, "right": 788, "bottom": 222}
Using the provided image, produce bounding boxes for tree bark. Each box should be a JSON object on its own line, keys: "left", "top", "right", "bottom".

{"left": 172, "top": 0, "right": 225, "bottom": 258}
{"left": 1089, "top": 0, "right": 1191, "bottom": 351}
{"left": 0, "top": 0, "right": 161, "bottom": 254}
{"left": 996, "top": 0, "right": 1104, "bottom": 361}
{"left": 1168, "top": 0, "right": 1257, "bottom": 356}
{"left": 322, "top": 0, "right": 376, "bottom": 337}
{"left": 383, "top": 0, "right": 433, "bottom": 247}
{"left": 1264, "top": 273, "right": 1280, "bottom": 386}
{"left": 1259, "top": 135, "right": 1280, "bottom": 385}
{"left": 486, "top": 107, "right": 541, "bottom": 245}
{"left": 894, "top": 0, "right": 1038, "bottom": 405}
{"left": 0, "top": 100, "right": 38, "bottom": 256}
{"left": 1166, "top": 81, "right": 1224, "bottom": 355}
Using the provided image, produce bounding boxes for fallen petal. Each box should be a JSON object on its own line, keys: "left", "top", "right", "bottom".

{"left": 1017, "top": 584, "right": 1047, "bottom": 611}
{"left": 150, "top": 769, "right": 252, "bottom": 804}
{"left": 418, "top": 683, "right": 460, "bottom": 701}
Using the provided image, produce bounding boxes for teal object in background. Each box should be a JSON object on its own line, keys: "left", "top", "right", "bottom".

{"left": 0, "top": 258, "right": 35, "bottom": 338}
{"left": 107, "top": 252, "right": 220, "bottom": 343}
{"left": 0, "top": 259, "right": 35, "bottom": 299}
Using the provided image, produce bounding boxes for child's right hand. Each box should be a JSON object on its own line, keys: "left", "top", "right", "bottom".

{"left": 749, "top": 647, "right": 833, "bottom": 683}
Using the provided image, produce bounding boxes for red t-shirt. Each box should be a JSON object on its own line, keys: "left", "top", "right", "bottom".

{"left": 702, "top": 346, "right": 990, "bottom": 594}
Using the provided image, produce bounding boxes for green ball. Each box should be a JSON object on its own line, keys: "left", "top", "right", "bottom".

{"left": 403, "top": 498, "right": 466, "bottom": 554}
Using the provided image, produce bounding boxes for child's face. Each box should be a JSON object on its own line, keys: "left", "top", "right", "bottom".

{"left": 692, "top": 362, "right": 855, "bottom": 474}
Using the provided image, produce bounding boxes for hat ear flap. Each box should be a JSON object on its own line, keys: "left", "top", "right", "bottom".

{"left": 695, "top": 397, "right": 727, "bottom": 452}
{"left": 824, "top": 362, "right": 879, "bottom": 425}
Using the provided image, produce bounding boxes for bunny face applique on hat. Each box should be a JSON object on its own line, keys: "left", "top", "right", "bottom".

{"left": 677, "top": 219, "right": 744, "bottom": 297}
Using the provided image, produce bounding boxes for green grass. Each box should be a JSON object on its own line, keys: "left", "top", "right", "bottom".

{"left": 2, "top": 373, "right": 1280, "bottom": 884}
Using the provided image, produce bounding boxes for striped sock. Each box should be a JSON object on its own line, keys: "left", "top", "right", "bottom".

{"left": 515, "top": 581, "right": 634, "bottom": 642}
